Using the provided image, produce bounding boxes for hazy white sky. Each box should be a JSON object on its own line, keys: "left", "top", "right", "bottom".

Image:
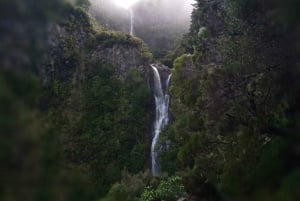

{"left": 90, "top": 0, "right": 195, "bottom": 16}
{"left": 89, "top": 0, "right": 196, "bottom": 34}
{"left": 113, "top": 0, "right": 141, "bottom": 9}
{"left": 89, "top": 0, "right": 195, "bottom": 53}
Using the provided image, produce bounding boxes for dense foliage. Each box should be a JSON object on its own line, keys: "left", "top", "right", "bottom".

{"left": 158, "top": 0, "right": 300, "bottom": 200}
{"left": 41, "top": 5, "right": 153, "bottom": 199}
{"left": 1, "top": 0, "right": 300, "bottom": 201}
{"left": 140, "top": 176, "right": 187, "bottom": 201}
{"left": 1, "top": 0, "right": 152, "bottom": 200}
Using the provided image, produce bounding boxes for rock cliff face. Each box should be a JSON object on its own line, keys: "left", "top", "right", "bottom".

{"left": 88, "top": 43, "right": 151, "bottom": 76}
{"left": 40, "top": 6, "right": 153, "bottom": 86}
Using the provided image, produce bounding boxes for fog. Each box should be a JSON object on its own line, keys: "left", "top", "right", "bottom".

{"left": 90, "top": 0, "right": 195, "bottom": 29}
{"left": 89, "top": 0, "right": 195, "bottom": 57}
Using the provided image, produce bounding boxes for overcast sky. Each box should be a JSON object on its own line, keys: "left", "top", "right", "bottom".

{"left": 89, "top": 0, "right": 195, "bottom": 31}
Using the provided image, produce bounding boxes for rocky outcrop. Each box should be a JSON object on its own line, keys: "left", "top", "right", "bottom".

{"left": 40, "top": 6, "right": 153, "bottom": 86}
{"left": 88, "top": 39, "right": 152, "bottom": 77}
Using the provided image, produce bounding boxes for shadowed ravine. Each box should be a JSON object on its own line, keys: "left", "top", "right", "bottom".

{"left": 150, "top": 64, "right": 171, "bottom": 176}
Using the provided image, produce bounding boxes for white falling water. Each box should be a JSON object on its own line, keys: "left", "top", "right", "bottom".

{"left": 151, "top": 64, "right": 171, "bottom": 176}
{"left": 129, "top": 9, "right": 134, "bottom": 35}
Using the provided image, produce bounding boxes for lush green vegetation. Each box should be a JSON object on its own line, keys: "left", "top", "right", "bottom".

{"left": 1, "top": 0, "right": 152, "bottom": 200}
{"left": 1, "top": 0, "right": 300, "bottom": 201}
{"left": 140, "top": 176, "right": 186, "bottom": 201}
{"left": 42, "top": 6, "right": 153, "bottom": 200}
{"left": 156, "top": 0, "right": 300, "bottom": 200}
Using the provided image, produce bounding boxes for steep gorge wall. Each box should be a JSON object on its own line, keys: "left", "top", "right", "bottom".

{"left": 0, "top": 1, "right": 161, "bottom": 200}
{"left": 39, "top": 6, "right": 155, "bottom": 197}
{"left": 161, "top": 0, "right": 300, "bottom": 200}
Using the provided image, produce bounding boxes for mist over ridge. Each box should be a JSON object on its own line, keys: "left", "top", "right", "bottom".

{"left": 89, "top": 0, "right": 195, "bottom": 58}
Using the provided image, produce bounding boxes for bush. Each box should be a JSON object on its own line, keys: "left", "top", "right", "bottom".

{"left": 140, "top": 176, "right": 187, "bottom": 201}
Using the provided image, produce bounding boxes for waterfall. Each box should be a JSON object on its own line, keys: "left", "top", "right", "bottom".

{"left": 129, "top": 9, "right": 134, "bottom": 36}
{"left": 150, "top": 64, "right": 171, "bottom": 176}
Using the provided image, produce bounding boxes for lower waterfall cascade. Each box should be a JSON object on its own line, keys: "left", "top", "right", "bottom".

{"left": 150, "top": 64, "right": 171, "bottom": 176}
